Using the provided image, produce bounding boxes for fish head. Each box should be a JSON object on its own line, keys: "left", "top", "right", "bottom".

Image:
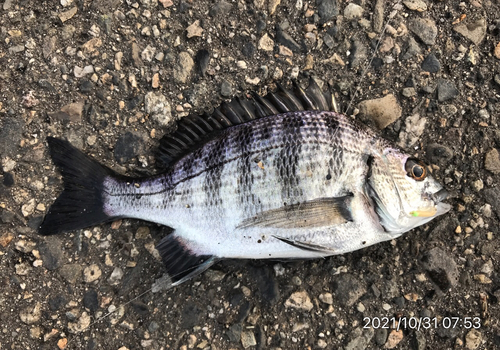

{"left": 366, "top": 146, "right": 451, "bottom": 235}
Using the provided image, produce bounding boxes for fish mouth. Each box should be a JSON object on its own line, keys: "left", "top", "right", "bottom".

{"left": 410, "top": 189, "right": 450, "bottom": 218}
{"left": 410, "top": 189, "right": 451, "bottom": 218}
{"left": 433, "top": 188, "right": 449, "bottom": 203}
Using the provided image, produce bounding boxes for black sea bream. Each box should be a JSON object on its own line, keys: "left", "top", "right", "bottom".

{"left": 39, "top": 81, "right": 451, "bottom": 286}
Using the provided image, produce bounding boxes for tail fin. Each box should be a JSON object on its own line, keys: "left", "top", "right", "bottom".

{"left": 39, "top": 137, "right": 117, "bottom": 236}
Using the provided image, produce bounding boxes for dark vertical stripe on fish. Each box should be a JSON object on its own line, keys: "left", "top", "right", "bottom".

{"left": 276, "top": 112, "right": 303, "bottom": 202}
{"left": 322, "top": 113, "right": 343, "bottom": 180}
{"left": 235, "top": 123, "right": 254, "bottom": 208}
{"left": 203, "top": 134, "right": 226, "bottom": 208}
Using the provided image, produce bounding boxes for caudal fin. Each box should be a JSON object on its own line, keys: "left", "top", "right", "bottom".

{"left": 39, "top": 137, "right": 117, "bottom": 236}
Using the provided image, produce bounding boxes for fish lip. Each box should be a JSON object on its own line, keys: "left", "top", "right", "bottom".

{"left": 433, "top": 188, "right": 449, "bottom": 203}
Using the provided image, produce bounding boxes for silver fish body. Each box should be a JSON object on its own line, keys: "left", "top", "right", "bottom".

{"left": 40, "top": 83, "right": 450, "bottom": 285}
{"left": 104, "top": 111, "right": 386, "bottom": 259}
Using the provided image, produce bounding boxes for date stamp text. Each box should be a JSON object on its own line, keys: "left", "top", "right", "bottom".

{"left": 363, "top": 316, "right": 481, "bottom": 331}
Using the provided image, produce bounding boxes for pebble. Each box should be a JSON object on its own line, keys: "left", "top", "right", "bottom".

{"left": 332, "top": 274, "right": 366, "bottom": 307}
{"left": 373, "top": 0, "right": 384, "bottom": 32}
{"left": 221, "top": 80, "right": 233, "bottom": 97}
{"left": 83, "top": 264, "right": 102, "bottom": 283}
{"left": 21, "top": 199, "right": 36, "bottom": 217}
{"left": 68, "top": 312, "right": 91, "bottom": 333}
{"left": 276, "top": 28, "right": 302, "bottom": 53}
{"left": 319, "top": 293, "right": 333, "bottom": 305}
{"left": 59, "top": 264, "right": 83, "bottom": 284}
{"left": 279, "top": 45, "right": 293, "bottom": 57}
{"left": 57, "top": 338, "right": 68, "bottom": 350}
{"left": 421, "top": 247, "right": 459, "bottom": 291}
{"left": 485, "top": 149, "right": 500, "bottom": 174}
{"left": 152, "top": 73, "right": 160, "bottom": 88}
{"left": 3, "top": 0, "right": 14, "bottom": 10}
{"left": 240, "top": 330, "right": 257, "bottom": 348}
{"left": 401, "top": 36, "right": 421, "bottom": 60}
{"left": 304, "top": 54, "right": 314, "bottom": 70}
{"left": 131, "top": 42, "right": 142, "bottom": 67}
{"left": 236, "top": 60, "right": 247, "bottom": 69}
{"left": 135, "top": 226, "right": 150, "bottom": 239}
{"left": 0, "top": 232, "right": 14, "bottom": 247}
{"left": 83, "top": 289, "right": 99, "bottom": 312}
{"left": 145, "top": 92, "right": 173, "bottom": 127}
{"left": 20, "top": 303, "right": 42, "bottom": 324}
{"left": 9, "top": 45, "right": 25, "bottom": 54}
{"left": 195, "top": 49, "right": 210, "bottom": 76}
{"left": 159, "top": 0, "right": 173, "bottom": 7}
{"left": 374, "top": 328, "right": 387, "bottom": 346}
{"left": 15, "top": 239, "right": 37, "bottom": 253}
{"left": 403, "top": 0, "right": 427, "bottom": 12}
{"left": 409, "top": 18, "right": 437, "bottom": 45}
{"left": 284, "top": 291, "right": 314, "bottom": 311}
{"left": 437, "top": 79, "right": 459, "bottom": 102}
{"left": 465, "top": 329, "right": 482, "bottom": 350}
{"left": 268, "top": 0, "right": 281, "bottom": 15}
{"left": 356, "top": 302, "right": 365, "bottom": 312}
{"left": 245, "top": 76, "right": 260, "bottom": 85}
{"left": 494, "top": 42, "right": 500, "bottom": 60}
{"left": 141, "top": 45, "right": 156, "bottom": 62}
{"left": 421, "top": 53, "right": 440, "bottom": 73}
{"left": 109, "top": 267, "right": 124, "bottom": 285}
{"left": 385, "top": 330, "right": 404, "bottom": 349}
{"left": 345, "top": 327, "right": 374, "bottom": 350}
{"left": 74, "top": 65, "right": 94, "bottom": 78}
{"left": 402, "top": 87, "right": 417, "bottom": 97}
{"left": 317, "top": 0, "right": 339, "bottom": 22}
{"left": 79, "top": 80, "right": 93, "bottom": 93}
{"left": 358, "top": 94, "right": 402, "bottom": 130}
{"left": 344, "top": 3, "right": 363, "bottom": 20}
{"left": 317, "top": 339, "right": 327, "bottom": 348}
{"left": 59, "top": 6, "right": 78, "bottom": 23}
{"left": 454, "top": 18, "right": 486, "bottom": 45}
{"left": 209, "top": 1, "right": 232, "bottom": 17}
{"left": 187, "top": 334, "right": 197, "bottom": 348}
{"left": 82, "top": 38, "right": 102, "bottom": 55}
{"left": 56, "top": 101, "right": 84, "bottom": 122}
{"left": 186, "top": 20, "right": 203, "bottom": 38}
{"left": 349, "top": 39, "right": 367, "bottom": 68}
{"left": 426, "top": 144, "right": 453, "bottom": 165}
{"left": 473, "top": 179, "right": 483, "bottom": 191}
{"left": 410, "top": 331, "right": 426, "bottom": 350}
{"left": 174, "top": 52, "right": 194, "bottom": 84}
{"left": 16, "top": 262, "right": 31, "bottom": 275}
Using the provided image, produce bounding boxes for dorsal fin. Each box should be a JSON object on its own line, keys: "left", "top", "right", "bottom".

{"left": 156, "top": 78, "right": 337, "bottom": 170}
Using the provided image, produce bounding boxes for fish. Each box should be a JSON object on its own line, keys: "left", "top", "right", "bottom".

{"left": 39, "top": 79, "right": 451, "bottom": 286}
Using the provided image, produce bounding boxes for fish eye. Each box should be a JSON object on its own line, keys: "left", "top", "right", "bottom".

{"left": 405, "top": 158, "right": 427, "bottom": 181}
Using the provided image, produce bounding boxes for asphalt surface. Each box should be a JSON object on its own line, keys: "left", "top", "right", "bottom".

{"left": 1, "top": 0, "right": 500, "bottom": 349}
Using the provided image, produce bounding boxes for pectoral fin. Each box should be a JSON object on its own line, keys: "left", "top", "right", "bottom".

{"left": 272, "top": 235, "right": 337, "bottom": 254}
{"left": 237, "top": 196, "right": 353, "bottom": 229}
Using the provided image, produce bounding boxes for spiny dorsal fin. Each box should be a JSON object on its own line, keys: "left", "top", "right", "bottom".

{"left": 156, "top": 78, "right": 337, "bottom": 170}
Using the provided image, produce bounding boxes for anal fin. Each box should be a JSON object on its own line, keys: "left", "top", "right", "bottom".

{"left": 156, "top": 234, "right": 216, "bottom": 286}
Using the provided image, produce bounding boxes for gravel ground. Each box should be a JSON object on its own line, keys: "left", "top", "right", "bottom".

{"left": 1, "top": 0, "right": 500, "bottom": 349}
